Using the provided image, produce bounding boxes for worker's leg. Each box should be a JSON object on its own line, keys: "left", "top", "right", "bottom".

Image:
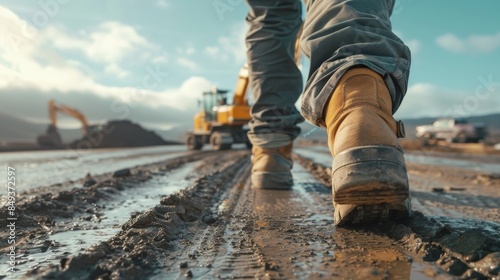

{"left": 300, "top": 0, "right": 412, "bottom": 225}
{"left": 245, "top": 0, "right": 304, "bottom": 148}
{"left": 246, "top": 0, "right": 303, "bottom": 189}
{"left": 300, "top": 0, "right": 410, "bottom": 126}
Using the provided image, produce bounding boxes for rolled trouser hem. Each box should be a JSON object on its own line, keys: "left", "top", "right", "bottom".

{"left": 248, "top": 132, "right": 293, "bottom": 148}
{"left": 301, "top": 58, "right": 410, "bottom": 127}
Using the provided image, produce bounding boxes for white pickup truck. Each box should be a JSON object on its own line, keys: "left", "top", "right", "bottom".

{"left": 416, "top": 118, "right": 488, "bottom": 143}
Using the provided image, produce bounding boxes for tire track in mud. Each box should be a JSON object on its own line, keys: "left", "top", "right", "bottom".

{"left": 24, "top": 152, "right": 250, "bottom": 279}
{"left": 0, "top": 151, "right": 243, "bottom": 279}
{"left": 153, "top": 155, "right": 424, "bottom": 279}
{"left": 157, "top": 156, "right": 265, "bottom": 279}
{"left": 152, "top": 159, "right": 423, "bottom": 279}
{"left": 247, "top": 164, "right": 419, "bottom": 279}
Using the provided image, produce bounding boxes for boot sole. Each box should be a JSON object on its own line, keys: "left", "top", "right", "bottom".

{"left": 332, "top": 146, "right": 412, "bottom": 226}
{"left": 251, "top": 171, "right": 293, "bottom": 190}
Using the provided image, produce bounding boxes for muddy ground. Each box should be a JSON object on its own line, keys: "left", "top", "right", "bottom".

{"left": 1, "top": 146, "right": 500, "bottom": 279}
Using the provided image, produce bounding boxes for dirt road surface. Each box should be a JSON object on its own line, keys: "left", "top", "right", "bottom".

{"left": 1, "top": 145, "right": 499, "bottom": 279}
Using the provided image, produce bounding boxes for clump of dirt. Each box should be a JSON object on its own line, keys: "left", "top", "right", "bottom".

{"left": 69, "top": 120, "right": 175, "bottom": 149}
{"left": 382, "top": 212, "right": 500, "bottom": 278}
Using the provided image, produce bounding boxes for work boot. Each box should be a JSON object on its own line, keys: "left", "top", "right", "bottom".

{"left": 251, "top": 143, "right": 293, "bottom": 189}
{"left": 324, "top": 67, "right": 412, "bottom": 226}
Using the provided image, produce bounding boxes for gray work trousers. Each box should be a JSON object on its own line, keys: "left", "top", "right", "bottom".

{"left": 246, "top": 0, "right": 411, "bottom": 148}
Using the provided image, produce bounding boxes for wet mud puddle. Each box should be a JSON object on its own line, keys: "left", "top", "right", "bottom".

{"left": 168, "top": 161, "right": 433, "bottom": 279}
{"left": 0, "top": 146, "right": 189, "bottom": 192}
{"left": 295, "top": 153, "right": 500, "bottom": 279}
{"left": 292, "top": 166, "right": 432, "bottom": 279}
{"left": 295, "top": 146, "right": 500, "bottom": 173}
{"left": 0, "top": 162, "right": 198, "bottom": 278}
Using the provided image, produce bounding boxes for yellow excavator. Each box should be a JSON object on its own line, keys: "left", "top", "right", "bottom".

{"left": 37, "top": 99, "right": 89, "bottom": 148}
{"left": 186, "top": 64, "right": 252, "bottom": 150}
{"left": 187, "top": 26, "right": 303, "bottom": 151}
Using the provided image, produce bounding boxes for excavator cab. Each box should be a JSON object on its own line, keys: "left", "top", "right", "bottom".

{"left": 202, "top": 88, "right": 228, "bottom": 122}
{"left": 187, "top": 81, "right": 252, "bottom": 151}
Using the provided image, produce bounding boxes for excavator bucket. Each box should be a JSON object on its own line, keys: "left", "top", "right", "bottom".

{"left": 37, "top": 125, "right": 63, "bottom": 148}
{"left": 37, "top": 99, "right": 88, "bottom": 148}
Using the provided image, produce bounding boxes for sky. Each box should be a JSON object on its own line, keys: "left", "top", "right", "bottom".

{"left": 0, "top": 0, "right": 499, "bottom": 130}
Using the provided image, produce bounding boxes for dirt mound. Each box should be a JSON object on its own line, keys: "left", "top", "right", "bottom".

{"left": 69, "top": 120, "right": 173, "bottom": 149}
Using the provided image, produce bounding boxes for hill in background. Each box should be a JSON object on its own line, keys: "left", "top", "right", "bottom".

{"left": 0, "top": 112, "right": 184, "bottom": 145}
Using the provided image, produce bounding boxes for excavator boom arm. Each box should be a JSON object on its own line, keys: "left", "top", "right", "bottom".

{"left": 57, "top": 105, "right": 89, "bottom": 129}
{"left": 232, "top": 64, "right": 249, "bottom": 106}
{"left": 48, "top": 100, "right": 57, "bottom": 127}
{"left": 47, "top": 99, "right": 89, "bottom": 133}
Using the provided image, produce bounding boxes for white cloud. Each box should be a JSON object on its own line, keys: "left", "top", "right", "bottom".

{"left": 436, "top": 32, "right": 500, "bottom": 54}
{"left": 185, "top": 47, "right": 196, "bottom": 55}
{"left": 105, "top": 63, "right": 129, "bottom": 79}
{"left": 156, "top": 0, "right": 170, "bottom": 9}
{"left": 44, "top": 21, "right": 151, "bottom": 64}
{"left": 406, "top": 39, "right": 421, "bottom": 55}
{"left": 436, "top": 33, "right": 466, "bottom": 53}
{"left": 176, "top": 57, "right": 199, "bottom": 71}
{"left": 393, "top": 30, "right": 421, "bottom": 55}
{"left": 204, "top": 46, "right": 219, "bottom": 57}
{"left": 0, "top": 69, "right": 212, "bottom": 126}
{"left": 396, "top": 83, "right": 500, "bottom": 119}
{"left": 204, "top": 22, "right": 247, "bottom": 63}
{"left": 140, "top": 52, "right": 152, "bottom": 60}
{"left": 0, "top": 82, "right": 209, "bottom": 130}
{"left": 165, "top": 76, "right": 211, "bottom": 101}
{"left": 0, "top": 5, "right": 157, "bottom": 86}
{"left": 0, "top": 7, "right": 35, "bottom": 74}
{"left": 152, "top": 55, "right": 168, "bottom": 64}
{"left": 1, "top": 58, "right": 209, "bottom": 110}
{"left": 176, "top": 45, "right": 196, "bottom": 56}
{"left": 0, "top": 5, "right": 212, "bottom": 128}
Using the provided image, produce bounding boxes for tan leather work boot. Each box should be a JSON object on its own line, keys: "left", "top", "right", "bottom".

{"left": 251, "top": 143, "right": 293, "bottom": 189}
{"left": 324, "top": 67, "right": 412, "bottom": 226}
